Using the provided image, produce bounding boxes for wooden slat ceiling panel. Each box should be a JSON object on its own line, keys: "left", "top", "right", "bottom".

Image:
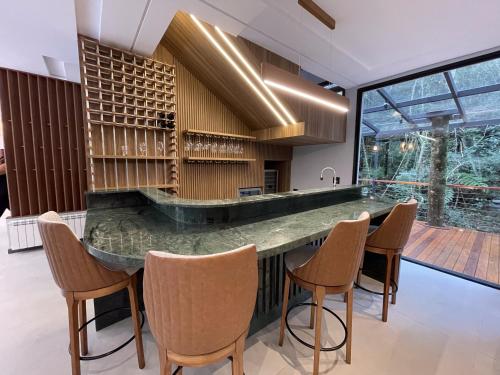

{"left": 161, "top": 12, "right": 297, "bottom": 130}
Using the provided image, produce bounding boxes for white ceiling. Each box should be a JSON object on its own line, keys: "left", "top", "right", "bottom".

{"left": 0, "top": 0, "right": 80, "bottom": 82}
{"left": 1, "top": 0, "right": 500, "bottom": 87}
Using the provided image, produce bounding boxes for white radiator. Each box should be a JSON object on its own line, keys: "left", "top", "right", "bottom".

{"left": 6, "top": 211, "right": 86, "bottom": 253}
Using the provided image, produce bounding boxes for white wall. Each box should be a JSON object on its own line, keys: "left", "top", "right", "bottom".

{"left": 290, "top": 88, "right": 359, "bottom": 190}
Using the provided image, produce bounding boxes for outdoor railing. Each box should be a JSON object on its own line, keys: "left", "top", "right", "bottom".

{"left": 360, "top": 179, "right": 500, "bottom": 234}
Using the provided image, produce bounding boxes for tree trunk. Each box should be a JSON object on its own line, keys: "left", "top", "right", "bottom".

{"left": 427, "top": 116, "right": 450, "bottom": 227}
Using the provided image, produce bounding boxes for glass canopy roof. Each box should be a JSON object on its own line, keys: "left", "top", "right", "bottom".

{"left": 361, "top": 56, "right": 500, "bottom": 138}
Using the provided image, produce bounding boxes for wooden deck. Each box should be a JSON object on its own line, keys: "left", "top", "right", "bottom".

{"left": 403, "top": 221, "right": 500, "bottom": 286}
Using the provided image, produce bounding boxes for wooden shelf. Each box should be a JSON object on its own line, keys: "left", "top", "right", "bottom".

{"left": 87, "top": 96, "right": 175, "bottom": 110}
{"left": 79, "top": 35, "right": 178, "bottom": 192}
{"left": 184, "top": 156, "right": 255, "bottom": 163}
{"left": 81, "top": 45, "right": 175, "bottom": 71}
{"left": 87, "top": 86, "right": 175, "bottom": 102}
{"left": 87, "top": 108, "right": 166, "bottom": 121}
{"left": 83, "top": 73, "right": 173, "bottom": 94}
{"left": 89, "top": 120, "right": 176, "bottom": 132}
{"left": 184, "top": 129, "right": 256, "bottom": 140}
{"left": 92, "top": 155, "right": 177, "bottom": 160}
{"left": 85, "top": 62, "right": 174, "bottom": 83}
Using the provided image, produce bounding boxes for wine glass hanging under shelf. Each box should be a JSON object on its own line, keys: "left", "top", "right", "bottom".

{"left": 79, "top": 35, "right": 178, "bottom": 192}
{"left": 182, "top": 130, "right": 256, "bottom": 163}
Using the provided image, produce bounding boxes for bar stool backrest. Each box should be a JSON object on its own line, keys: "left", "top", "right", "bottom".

{"left": 38, "top": 211, "right": 127, "bottom": 293}
{"left": 143, "top": 244, "right": 258, "bottom": 356}
{"left": 366, "top": 199, "right": 418, "bottom": 251}
{"left": 295, "top": 212, "right": 370, "bottom": 287}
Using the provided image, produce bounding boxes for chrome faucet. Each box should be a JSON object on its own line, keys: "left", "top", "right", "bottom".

{"left": 320, "top": 167, "right": 337, "bottom": 189}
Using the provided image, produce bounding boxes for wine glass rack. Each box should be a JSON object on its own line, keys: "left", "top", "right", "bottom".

{"left": 182, "top": 129, "right": 256, "bottom": 163}
{"left": 78, "top": 36, "right": 178, "bottom": 192}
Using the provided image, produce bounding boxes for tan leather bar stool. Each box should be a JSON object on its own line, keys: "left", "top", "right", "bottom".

{"left": 143, "top": 244, "right": 258, "bottom": 375}
{"left": 356, "top": 199, "right": 417, "bottom": 322}
{"left": 278, "top": 212, "right": 370, "bottom": 375}
{"left": 38, "top": 211, "right": 145, "bottom": 375}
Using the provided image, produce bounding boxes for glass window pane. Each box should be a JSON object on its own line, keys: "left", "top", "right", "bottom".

{"left": 405, "top": 99, "right": 457, "bottom": 118}
{"left": 361, "top": 124, "right": 376, "bottom": 135}
{"left": 460, "top": 91, "right": 500, "bottom": 121}
{"left": 362, "top": 89, "right": 385, "bottom": 109}
{"left": 450, "top": 58, "right": 500, "bottom": 91}
{"left": 384, "top": 73, "right": 450, "bottom": 102}
{"left": 363, "top": 109, "right": 410, "bottom": 132}
{"left": 358, "top": 57, "right": 500, "bottom": 235}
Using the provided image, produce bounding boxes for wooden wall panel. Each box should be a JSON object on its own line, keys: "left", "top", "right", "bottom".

{"left": 174, "top": 57, "right": 292, "bottom": 199}
{"left": 153, "top": 36, "right": 294, "bottom": 199}
{"left": 0, "top": 68, "right": 87, "bottom": 217}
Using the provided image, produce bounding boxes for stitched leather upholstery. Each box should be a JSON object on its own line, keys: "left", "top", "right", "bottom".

{"left": 366, "top": 199, "right": 418, "bottom": 251}
{"left": 38, "top": 211, "right": 129, "bottom": 292}
{"left": 291, "top": 212, "right": 371, "bottom": 287}
{"left": 143, "top": 244, "right": 258, "bottom": 356}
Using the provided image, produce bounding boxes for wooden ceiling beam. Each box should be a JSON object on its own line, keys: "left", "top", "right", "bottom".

{"left": 298, "top": 0, "right": 336, "bottom": 30}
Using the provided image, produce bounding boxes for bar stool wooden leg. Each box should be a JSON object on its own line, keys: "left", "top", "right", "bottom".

{"left": 66, "top": 293, "right": 81, "bottom": 375}
{"left": 382, "top": 253, "right": 394, "bottom": 322}
{"left": 232, "top": 333, "right": 245, "bottom": 375}
{"left": 392, "top": 254, "right": 400, "bottom": 305}
{"left": 78, "top": 300, "right": 88, "bottom": 356}
{"left": 313, "top": 287, "right": 325, "bottom": 375}
{"left": 279, "top": 273, "right": 291, "bottom": 346}
{"left": 346, "top": 288, "right": 353, "bottom": 364}
{"left": 159, "top": 348, "right": 172, "bottom": 375}
{"left": 310, "top": 290, "right": 316, "bottom": 329}
{"left": 127, "top": 274, "right": 145, "bottom": 369}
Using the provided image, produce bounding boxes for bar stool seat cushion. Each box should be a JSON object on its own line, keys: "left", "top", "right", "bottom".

{"left": 285, "top": 246, "right": 317, "bottom": 273}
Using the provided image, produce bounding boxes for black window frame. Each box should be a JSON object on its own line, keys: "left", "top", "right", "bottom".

{"left": 352, "top": 49, "right": 500, "bottom": 184}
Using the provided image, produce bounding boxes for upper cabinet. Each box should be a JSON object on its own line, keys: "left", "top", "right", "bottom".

{"left": 161, "top": 12, "right": 348, "bottom": 146}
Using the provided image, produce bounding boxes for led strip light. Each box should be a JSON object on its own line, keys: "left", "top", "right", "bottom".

{"left": 191, "top": 14, "right": 288, "bottom": 126}
{"left": 214, "top": 26, "right": 297, "bottom": 125}
{"left": 264, "top": 79, "right": 349, "bottom": 113}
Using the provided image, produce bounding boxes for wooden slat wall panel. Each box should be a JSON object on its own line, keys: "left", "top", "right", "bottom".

{"left": 28, "top": 75, "right": 47, "bottom": 213}
{"left": 0, "top": 68, "right": 87, "bottom": 217}
{"left": 0, "top": 71, "right": 20, "bottom": 216}
{"left": 173, "top": 57, "right": 292, "bottom": 199}
{"left": 6, "top": 70, "right": 29, "bottom": 215}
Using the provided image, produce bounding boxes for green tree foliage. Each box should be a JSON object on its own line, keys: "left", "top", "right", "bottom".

{"left": 360, "top": 125, "right": 500, "bottom": 232}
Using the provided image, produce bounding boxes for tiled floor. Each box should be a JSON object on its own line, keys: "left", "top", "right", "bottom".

{"left": 1, "top": 211, "right": 499, "bottom": 374}
{"left": 404, "top": 221, "right": 500, "bottom": 286}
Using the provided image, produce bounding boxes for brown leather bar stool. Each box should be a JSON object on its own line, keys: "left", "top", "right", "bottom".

{"left": 356, "top": 199, "right": 417, "bottom": 322}
{"left": 143, "top": 244, "right": 258, "bottom": 375}
{"left": 278, "top": 212, "right": 370, "bottom": 375}
{"left": 38, "top": 211, "right": 145, "bottom": 375}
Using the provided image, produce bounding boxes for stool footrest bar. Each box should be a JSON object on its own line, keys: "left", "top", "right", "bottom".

{"left": 68, "top": 306, "right": 145, "bottom": 361}
{"left": 285, "top": 302, "right": 347, "bottom": 352}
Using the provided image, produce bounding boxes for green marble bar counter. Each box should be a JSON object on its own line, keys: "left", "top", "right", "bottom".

{"left": 83, "top": 186, "right": 397, "bottom": 331}
{"left": 84, "top": 186, "right": 396, "bottom": 269}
